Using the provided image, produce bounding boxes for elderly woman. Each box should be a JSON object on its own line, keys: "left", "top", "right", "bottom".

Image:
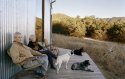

{"left": 28, "top": 35, "right": 57, "bottom": 69}
{"left": 9, "top": 32, "right": 48, "bottom": 78}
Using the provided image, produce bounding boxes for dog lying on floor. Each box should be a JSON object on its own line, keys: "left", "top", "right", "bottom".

{"left": 71, "top": 47, "right": 85, "bottom": 56}
{"left": 55, "top": 51, "right": 74, "bottom": 74}
{"left": 71, "top": 60, "right": 94, "bottom": 72}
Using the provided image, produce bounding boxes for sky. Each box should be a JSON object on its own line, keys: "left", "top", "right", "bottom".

{"left": 52, "top": 0, "right": 125, "bottom": 18}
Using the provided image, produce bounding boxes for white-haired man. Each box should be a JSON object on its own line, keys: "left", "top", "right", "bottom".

{"left": 9, "top": 32, "right": 48, "bottom": 78}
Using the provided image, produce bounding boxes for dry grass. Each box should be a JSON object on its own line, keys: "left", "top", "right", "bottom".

{"left": 52, "top": 33, "right": 125, "bottom": 79}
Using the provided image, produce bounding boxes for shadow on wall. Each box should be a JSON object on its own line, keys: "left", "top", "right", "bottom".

{"left": 24, "top": 35, "right": 28, "bottom": 45}
{"left": 5, "top": 32, "right": 13, "bottom": 61}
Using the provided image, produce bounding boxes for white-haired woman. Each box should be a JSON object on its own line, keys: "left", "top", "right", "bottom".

{"left": 28, "top": 35, "right": 57, "bottom": 69}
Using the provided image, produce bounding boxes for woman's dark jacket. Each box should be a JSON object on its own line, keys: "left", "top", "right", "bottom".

{"left": 28, "top": 41, "right": 43, "bottom": 51}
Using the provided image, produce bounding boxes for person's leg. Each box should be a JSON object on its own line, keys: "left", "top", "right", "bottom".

{"left": 44, "top": 50, "right": 57, "bottom": 59}
{"left": 39, "top": 50, "right": 56, "bottom": 69}
{"left": 37, "top": 55, "right": 48, "bottom": 74}
{"left": 47, "top": 54, "right": 56, "bottom": 69}
{"left": 22, "top": 55, "right": 48, "bottom": 77}
{"left": 33, "top": 55, "right": 48, "bottom": 78}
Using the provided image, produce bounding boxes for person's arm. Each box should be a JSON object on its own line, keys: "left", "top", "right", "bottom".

{"left": 27, "top": 42, "right": 44, "bottom": 55}
{"left": 10, "top": 44, "right": 26, "bottom": 64}
{"left": 37, "top": 42, "right": 46, "bottom": 48}
{"left": 37, "top": 39, "right": 52, "bottom": 49}
{"left": 28, "top": 47, "right": 43, "bottom": 56}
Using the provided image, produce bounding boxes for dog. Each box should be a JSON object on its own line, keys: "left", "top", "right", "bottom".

{"left": 71, "top": 60, "right": 94, "bottom": 72}
{"left": 55, "top": 51, "right": 74, "bottom": 74}
{"left": 71, "top": 47, "right": 84, "bottom": 56}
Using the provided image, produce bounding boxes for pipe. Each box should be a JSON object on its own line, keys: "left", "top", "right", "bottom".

{"left": 42, "top": 0, "right": 45, "bottom": 42}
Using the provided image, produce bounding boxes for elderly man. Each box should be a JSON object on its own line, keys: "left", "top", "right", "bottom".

{"left": 9, "top": 32, "right": 48, "bottom": 78}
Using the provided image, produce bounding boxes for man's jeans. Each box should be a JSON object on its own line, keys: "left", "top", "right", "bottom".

{"left": 23, "top": 55, "right": 48, "bottom": 75}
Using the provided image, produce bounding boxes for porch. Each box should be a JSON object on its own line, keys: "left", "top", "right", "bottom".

{"left": 11, "top": 48, "right": 105, "bottom": 79}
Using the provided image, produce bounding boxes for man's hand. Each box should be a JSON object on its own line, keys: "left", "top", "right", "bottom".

{"left": 41, "top": 54, "right": 46, "bottom": 56}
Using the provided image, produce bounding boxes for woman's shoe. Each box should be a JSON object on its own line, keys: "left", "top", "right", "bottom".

{"left": 50, "top": 66, "right": 56, "bottom": 69}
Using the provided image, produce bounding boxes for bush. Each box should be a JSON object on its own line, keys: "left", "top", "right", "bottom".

{"left": 107, "top": 23, "right": 125, "bottom": 42}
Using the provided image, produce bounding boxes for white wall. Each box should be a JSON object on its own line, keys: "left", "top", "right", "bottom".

{"left": 0, "top": 0, "right": 36, "bottom": 79}
{"left": 44, "top": 0, "right": 51, "bottom": 44}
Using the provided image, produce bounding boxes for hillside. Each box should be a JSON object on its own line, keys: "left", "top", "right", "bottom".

{"left": 53, "top": 13, "right": 125, "bottom": 22}
{"left": 52, "top": 13, "right": 72, "bottom": 21}
{"left": 103, "top": 17, "right": 125, "bottom": 22}
{"left": 52, "top": 13, "right": 125, "bottom": 43}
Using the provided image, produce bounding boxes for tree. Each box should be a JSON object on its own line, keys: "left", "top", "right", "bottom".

{"left": 107, "top": 23, "right": 123, "bottom": 42}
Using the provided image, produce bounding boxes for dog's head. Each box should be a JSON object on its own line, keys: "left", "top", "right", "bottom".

{"left": 68, "top": 50, "right": 74, "bottom": 56}
{"left": 79, "top": 47, "right": 85, "bottom": 52}
{"left": 71, "top": 50, "right": 74, "bottom": 54}
{"left": 82, "top": 60, "right": 90, "bottom": 67}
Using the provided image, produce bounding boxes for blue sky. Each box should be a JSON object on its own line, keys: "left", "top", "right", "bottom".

{"left": 52, "top": 0, "right": 125, "bottom": 18}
